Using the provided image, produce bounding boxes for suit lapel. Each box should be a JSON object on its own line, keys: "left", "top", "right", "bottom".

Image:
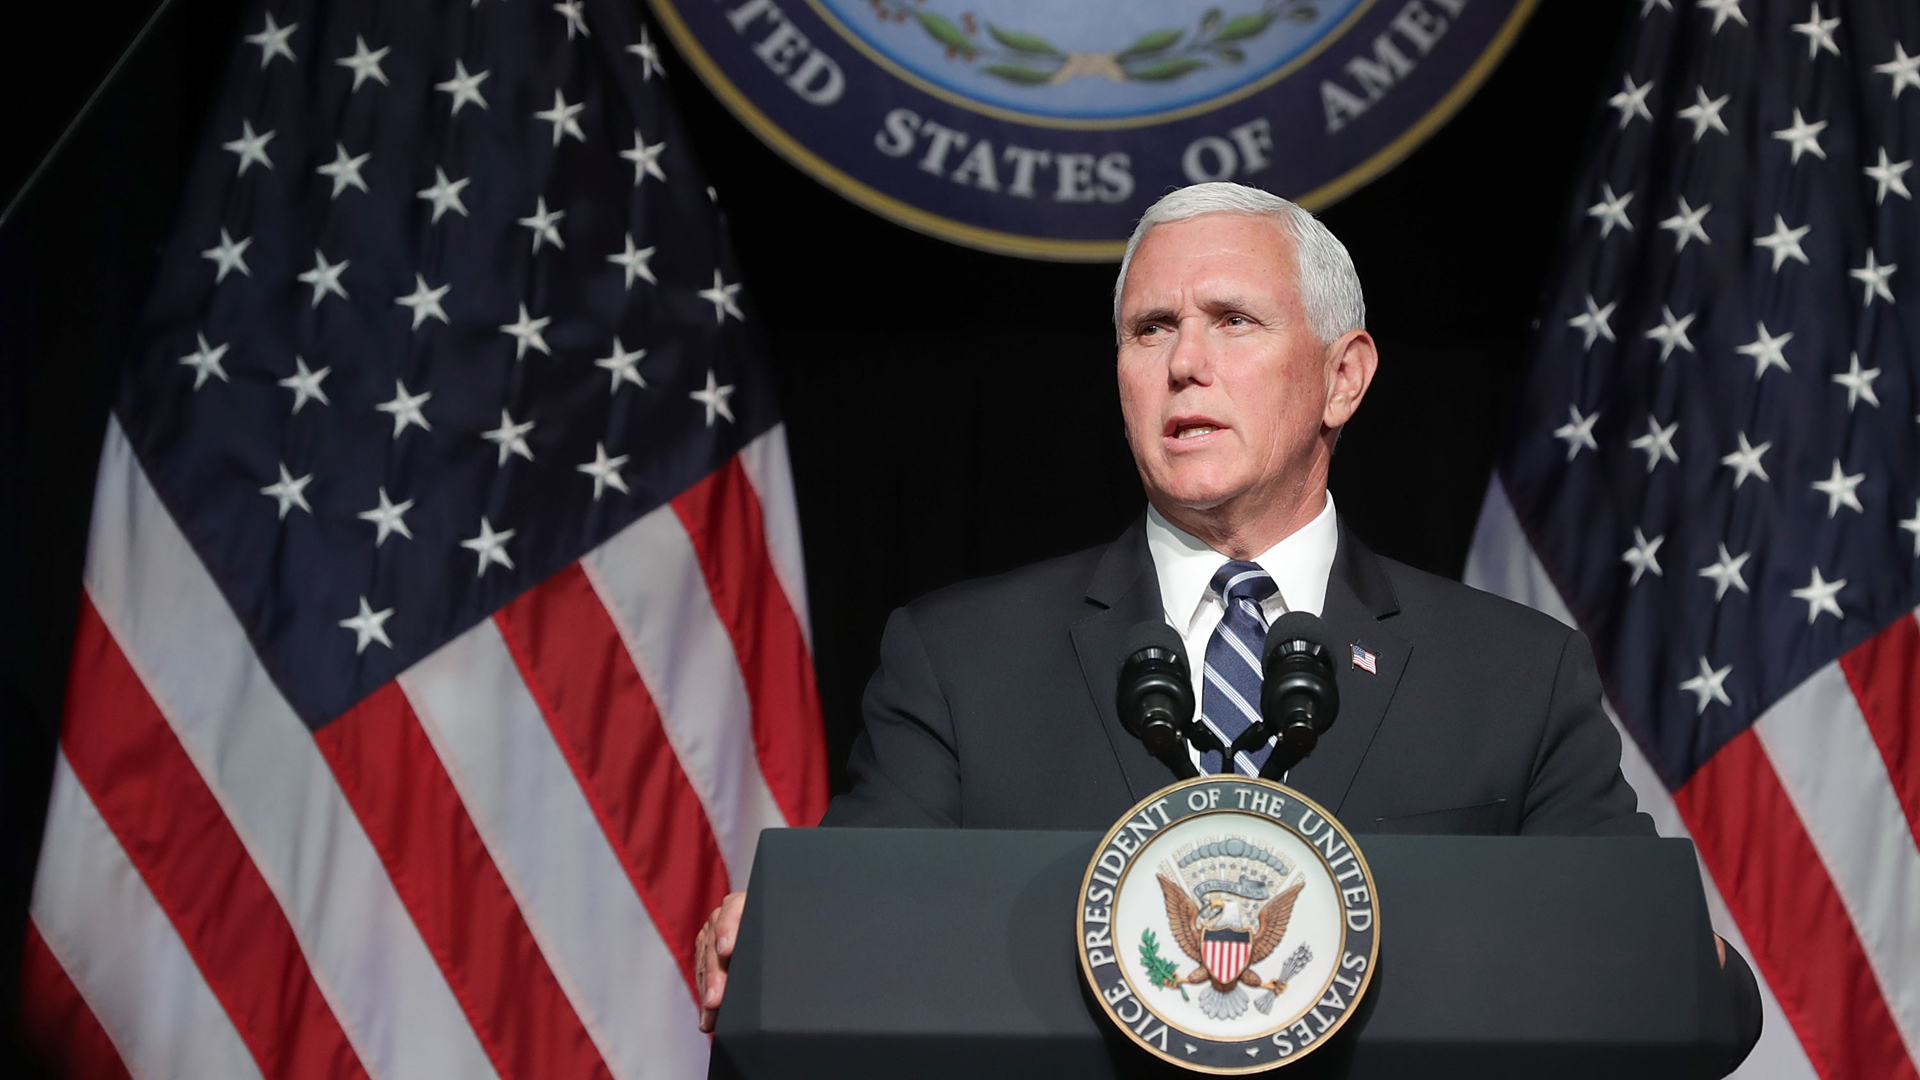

{"left": 1285, "top": 523, "right": 1410, "bottom": 817}
{"left": 1069, "top": 520, "right": 1190, "bottom": 803}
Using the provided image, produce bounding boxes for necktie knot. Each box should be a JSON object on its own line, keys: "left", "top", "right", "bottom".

{"left": 1210, "top": 560, "right": 1278, "bottom": 609}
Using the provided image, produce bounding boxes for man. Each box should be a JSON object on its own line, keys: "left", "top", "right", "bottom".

{"left": 694, "top": 184, "right": 1757, "bottom": 1061}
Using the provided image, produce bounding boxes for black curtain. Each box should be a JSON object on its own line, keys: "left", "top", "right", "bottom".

{"left": 0, "top": 0, "right": 1630, "bottom": 1059}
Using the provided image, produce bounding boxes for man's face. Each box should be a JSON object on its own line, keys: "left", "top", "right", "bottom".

{"left": 1116, "top": 213, "right": 1338, "bottom": 520}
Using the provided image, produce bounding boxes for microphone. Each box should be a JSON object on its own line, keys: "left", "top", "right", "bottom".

{"left": 1116, "top": 622, "right": 1201, "bottom": 779}
{"left": 1256, "top": 611, "right": 1340, "bottom": 779}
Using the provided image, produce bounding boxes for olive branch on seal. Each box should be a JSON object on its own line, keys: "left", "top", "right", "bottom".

{"left": 1139, "top": 929, "right": 1190, "bottom": 1001}
{"left": 865, "top": 0, "right": 1322, "bottom": 86}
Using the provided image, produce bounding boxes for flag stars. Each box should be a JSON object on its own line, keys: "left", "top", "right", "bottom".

{"left": 1568, "top": 294, "right": 1616, "bottom": 349}
{"left": 201, "top": 228, "right": 252, "bottom": 282}
{"left": 357, "top": 487, "right": 414, "bottom": 546}
{"left": 1900, "top": 501, "right": 1920, "bottom": 557}
{"left": 1811, "top": 459, "right": 1865, "bottom": 517}
{"left": 1658, "top": 197, "right": 1710, "bottom": 251}
{"left": 339, "top": 597, "right": 395, "bottom": 654}
{"left": 1697, "top": 0, "right": 1745, "bottom": 33}
{"left": 1735, "top": 322, "right": 1792, "bottom": 379}
{"left": 437, "top": 60, "right": 491, "bottom": 114}
{"left": 553, "top": 0, "right": 590, "bottom": 39}
{"left": 499, "top": 304, "right": 553, "bottom": 359}
{"left": 1553, "top": 405, "right": 1600, "bottom": 460}
{"left": 396, "top": 274, "right": 451, "bottom": 330}
{"left": 698, "top": 269, "right": 745, "bottom": 324}
{"left": 481, "top": 409, "right": 536, "bottom": 465}
{"left": 1849, "top": 249, "right": 1895, "bottom": 306}
{"left": 244, "top": 13, "right": 297, "bottom": 68}
{"left": 596, "top": 337, "right": 649, "bottom": 393}
{"left": 1865, "top": 149, "right": 1912, "bottom": 204}
{"left": 1832, "top": 353, "right": 1881, "bottom": 410}
{"left": 1876, "top": 43, "right": 1920, "bottom": 98}
{"left": 1679, "top": 657, "right": 1732, "bottom": 714}
{"left": 297, "top": 249, "right": 349, "bottom": 307}
{"left": 1720, "top": 432, "right": 1771, "bottom": 488}
{"left": 1587, "top": 184, "right": 1633, "bottom": 237}
{"left": 1628, "top": 417, "right": 1680, "bottom": 472}
{"left": 1773, "top": 109, "right": 1828, "bottom": 164}
{"left": 335, "top": 35, "right": 390, "bottom": 91}
{"left": 519, "top": 196, "right": 566, "bottom": 253}
{"left": 179, "top": 332, "right": 231, "bottom": 389}
{"left": 375, "top": 380, "right": 433, "bottom": 438}
{"left": 621, "top": 129, "right": 668, "bottom": 185}
{"left": 1621, "top": 527, "right": 1665, "bottom": 585}
{"left": 316, "top": 142, "right": 371, "bottom": 199}
{"left": 1676, "top": 87, "right": 1729, "bottom": 142}
{"left": 1608, "top": 75, "right": 1654, "bottom": 129}
{"left": 578, "top": 442, "right": 631, "bottom": 500}
{"left": 1791, "top": 4, "right": 1840, "bottom": 59}
{"left": 417, "top": 167, "right": 472, "bottom": 223}
{"left": 260, "top": 463, "right": 314, "bottom": 520}
{"left": 1790, "top": 567, "right": 1846, "bottom": 624}
{"left": 1644, "top": 305, "right": 1695, "bottom": 361}
{"left": 277, "top": 356, "right": 331, "bottom": 413}
{"left": 535, "top": 89, "right": 587, "bottom": 147}
{"left": 608, "top": 233, "right": 657, "bottom": 289}
{"left": 1753, "top": 215, "right": 1810, "bottom": 271}
{"left": 461, "top": 518, "right": 516, "bottom": 576}
{"left": 222, "top": 120, "right": 275, "bottom": 175}
{"left": 690, "top": 370, "right": 736, "bottom": 426}
{"left": 1697, "top": 544, "right": 1750, "bottom": 601}
{"left": 628, "top": 27, "right": 665, "bottom": 80}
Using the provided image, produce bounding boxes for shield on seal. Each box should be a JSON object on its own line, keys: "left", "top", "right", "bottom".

{"left": 1201, "top": 927, "right": 1252, "bottom": 985}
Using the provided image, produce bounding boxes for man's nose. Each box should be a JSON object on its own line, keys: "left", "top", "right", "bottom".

{"left": 1166, "top": 318, "right": 1212, "bottom": 385}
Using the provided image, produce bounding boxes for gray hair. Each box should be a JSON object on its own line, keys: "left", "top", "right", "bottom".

{"left": 1112, "top": 182, "right": 1366, "bottom": 344}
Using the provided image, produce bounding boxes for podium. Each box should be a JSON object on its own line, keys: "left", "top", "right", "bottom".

{"left": 711, "top": 828, "right": 1740, "bottom": 1080}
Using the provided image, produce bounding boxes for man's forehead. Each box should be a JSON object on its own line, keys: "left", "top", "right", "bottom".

{"left": 1121, "top": 217, "right": 1299, "bottom": 311}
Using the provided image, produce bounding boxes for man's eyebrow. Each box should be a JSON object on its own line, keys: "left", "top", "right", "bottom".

{"left": 1124, "top": 306, "right": 1177, "bottom": 331}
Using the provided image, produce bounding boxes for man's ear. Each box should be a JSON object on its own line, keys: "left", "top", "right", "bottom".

{"left": 1323, "top": 329, "right": 1379, "bottom": 431}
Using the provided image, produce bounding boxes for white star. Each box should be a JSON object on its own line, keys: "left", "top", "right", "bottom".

{"left": 1811, "top": 459, "right": 1865, "bottom": 517}
{"left": 375, "top": 380, "right": 433, "bottom": 438}
{"left": 244, "top": 13, "right": 297, "bottom": 68}
{"left": 222, "top": 119, "right": 275, "bottom": 175}
{"left": 1644, "top": 305, "right": 1695, "bottom": 361}
{"left": 436, "top": 59, "right": 491, "bottom": 114}
{"left": 1676, "top": 86, "right": 1730, "bottom": 142}
{"left": 499, "top": 303, "right": 553, "bottom": 359}
{"left": 1849, "top": 249, "right": 1896, "bottom": 306}
{"left": 518, "top": 196, "right": 567, "bottom": 253}
{"left": 1697, "top": 543, "right": 1750, "bottom": 601}
{"left": 296, "top": 249, "right": 349, "bottom": 308}
{"left": 1697, "top": 0, "right": 1746, "bottom": 32}
{"left": 338, "top": 596, "right": 395, "bottom": 655}
{"left": 1621, "top": 527, "right": 1665, "bottom": 585}
{"left": 335, "top": 35, "right": 391, "bottom": 91}
{"left": 1608, "top": 74, "right": 1654, "bottom": 129}
{"left": 357, "top": 486, "right": 414, "bottom": 546}
{"left": 1679, "top": 657, "right": 1732, "bottom": 714}
{"left": 461, "top": 517, "right": 517, "bottom": 576}
{"left": 260, "top": 463, "right": 314, "bottom": 520}
{"left": 1876, "top": 42, "right": 1920, "bottom": 98}
{"left": 1628, "top": 416, "right": 1680, "bottom": 472}
{"left": 607, "top": 233, "right": 657, "bottom": 289}
{"left": 1640, "top": 0, "right": 1671, "bottom": 13}
{"left": 1567, "top": 294, "right": 1617, "bottom": 349}
{"left": 628, "top": 27, "right": 665, "bottom": 80}
{"left": 698, "top": 269, "right": 746, "bottom": 324}
{"left": 277, "top": 355, "right": 331, "bottom": 413}
{"left": 553, "top": 0, "right": 591, "bottom": 39}
{"left": 178, "top": 332, "right": 230, "bottom": 389}
{"left": 686, "top": 370, "right": 736, "bottom": 428}
{"left": 596, "top": 337, "right": 649, "bottom": 392}
{"left": 316, "top": 142, "right": 371, "bottom": 199}
{"left": 1720, "top": 432, "right": 1771, "bottom": 488}
{"left": 1752, "top": 214, "right": 1810, "bottom": 272}
{"left": 619, "top": 129, "right": 668, "bottom": 186}
{"left": 1832, "top": 353, "right": 1882, "bottom": 410}
{"left": 1735, "top": 322, "right": 1792, "bottom": 379}
{"left": 1552, "top": 404, "right": 1600, "bottom": 461}
{"left": 200, "top": 227, "right": 252, "bottom": 282}
{"left": 481, "top": 409, "right": 536, "bottom": 465}
{"left": 1587, "top": 184, "right": 1634, "bottom": 237}
{"left": 1773, "top": 108, "right": 1828, "bottom": 164}
{"left": 577, "top": 441, "right": 631, "bottom": 500}
{"left": 1790, "top": 567, "right": 1846, "bottom": 624}
{"left": 416, "top": 167, "right": 472, "bottom": 224}
{"left": 1792, "top": 4, "right": 1841, "bottom": 58}
{"left": 1864, "top": 148, "right": 1913, "bottom": 205}
{"left": 395, "top": 274, "right": 451, "bottom": 330}
{"left": 1899, "top": 500, "right": 1920, "bottom": 557}
{"left": 535, "top": 89, "right": 587, "bottom": 147}
{"left": 1658, "top": 197, "right": 1711, "bottom": 252}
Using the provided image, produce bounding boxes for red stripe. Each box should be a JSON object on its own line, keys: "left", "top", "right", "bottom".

{"left": 1675, "top": 729, "right": 1919, "bottom": 1080}
{"left": 313, "top": 682, "right": 612, "bottom": 1080}
{"left": 495, "top": 563, "right": 731, "bottom": 994}
{"left": 671, "top": 458, "right": 828, "bottom": 825}
{"left": 58, "top": 598, "right": 368, "bottom": 1080}
{"left": 19, "top": 920, "right": 134, "bottom": 1080}
{"left": 1838, "top": 612, "right": 1920, "bottom": 851}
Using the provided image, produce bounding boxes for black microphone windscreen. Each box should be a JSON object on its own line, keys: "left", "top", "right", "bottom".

{"left": 1263, "top": 611, "right": 1333, "bottom": 663}
{"left": 1122, "top": 620, "right": 1187, "bottom": 674}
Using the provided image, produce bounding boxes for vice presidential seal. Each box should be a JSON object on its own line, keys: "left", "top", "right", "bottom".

{"left": 1077, "top": 775, "right": 1378, "bottom": 1073}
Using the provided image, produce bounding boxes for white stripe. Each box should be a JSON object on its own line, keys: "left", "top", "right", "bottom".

{"left": 1755, "top": 664, "right": 1920, "bottom": 1063}
{"left": 1202, "top": 662, "right": 1263, "bottom": 729}
{"left": 400, "top": 619, "right": 709, "bottom": 1080}
{"left": 31, "top": 752, "right": 264, "bottom": 1080}
{"left": 81, "top": 419, "right": 496, "bottom": 1080}
{"left": 1217, "top": 620, "right": 1264, "bottom": 677}
{"left": 1466, "top": 476, "right": 1820, "bottom": 1080}
{"left": 737, "top": 424, "right": 813, "bottom": 649}
{"left": 584, "top": 503, "right": 787, "bottom": 882}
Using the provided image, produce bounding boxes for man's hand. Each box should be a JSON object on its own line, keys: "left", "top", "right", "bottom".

{"left": 695, "top": 892, "right": 747, "bottom": 1033}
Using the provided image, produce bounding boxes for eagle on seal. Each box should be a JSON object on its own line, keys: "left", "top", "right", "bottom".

{"left": 1156, "top": 873, "right": 1305, "bottom": 1021}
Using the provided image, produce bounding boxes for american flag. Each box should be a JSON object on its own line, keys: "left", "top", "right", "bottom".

{"left": 19, "top": 0, "right": 827, "bottom": 1076}
{"left": 1465, "top": 3, "right": 1918, "bottom": 1078}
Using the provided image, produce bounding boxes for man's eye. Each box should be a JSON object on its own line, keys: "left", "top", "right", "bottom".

{"left": 1224, "top": 314, "right": 1248, "bottom": 326}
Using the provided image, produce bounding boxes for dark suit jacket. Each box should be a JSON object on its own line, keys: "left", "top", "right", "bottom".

{"left": 822, "top": 516, "right": 1652, "bottom": 837}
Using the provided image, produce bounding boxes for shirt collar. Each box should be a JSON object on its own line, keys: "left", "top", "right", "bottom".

{"left": 1144, "top": 493, "right": 1340, "bottom": 632}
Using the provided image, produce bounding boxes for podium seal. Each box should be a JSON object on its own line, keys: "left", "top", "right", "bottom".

{"left": 1076, "top": 775, "right": 1378, "bottom": 1073}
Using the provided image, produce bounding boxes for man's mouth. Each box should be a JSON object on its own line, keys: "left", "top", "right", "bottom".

{"left": 1166, "top": 418, "right": 1224, "bottom": 440}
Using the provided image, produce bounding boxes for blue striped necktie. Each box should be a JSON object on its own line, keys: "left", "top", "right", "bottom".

{"left": 1198, "top": 560, "right": 1280, "bottom": 775}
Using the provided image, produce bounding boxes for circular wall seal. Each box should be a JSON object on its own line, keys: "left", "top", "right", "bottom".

{"left": 1076, "top": 776, "right": 1379, "bottom": 1073}
{"left": 644, "top": 0, "right": 1536, "bottom": 259}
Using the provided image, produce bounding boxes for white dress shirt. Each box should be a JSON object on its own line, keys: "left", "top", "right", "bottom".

{"left": 1144, "top": 494, "right": 1339, "bottom": 771}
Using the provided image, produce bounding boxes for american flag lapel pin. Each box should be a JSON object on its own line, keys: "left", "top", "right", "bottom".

{"left": 1350, "top": 643, "right": 1378, "bottom": 674}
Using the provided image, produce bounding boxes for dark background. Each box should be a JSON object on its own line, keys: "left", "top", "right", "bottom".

{"left": 0, "top": 0, "right": 1631, "bottom": 1059}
